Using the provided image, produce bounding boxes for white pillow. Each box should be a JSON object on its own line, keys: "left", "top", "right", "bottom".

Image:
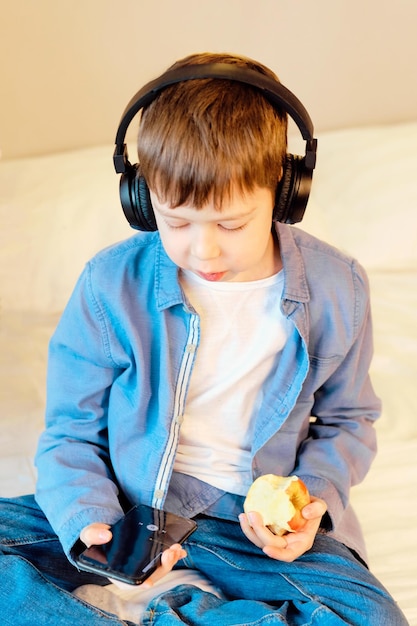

{"left": 302, "top": 122, "right": 417, "bottom": 271}
{"left": 0, "top": 146, "right": 132, "bottom": 312}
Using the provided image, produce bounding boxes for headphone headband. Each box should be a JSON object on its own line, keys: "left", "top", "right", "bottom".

{"left": 114, "top": 63, "right": 317, "bottom": 175}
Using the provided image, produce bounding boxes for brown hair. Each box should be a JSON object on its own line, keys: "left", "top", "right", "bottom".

{"left": 137, "top": 52, "right": 287, "bottom": 209}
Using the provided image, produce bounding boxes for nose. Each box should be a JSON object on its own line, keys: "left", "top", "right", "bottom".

{"left": 191, "top": 224, "right": 220, "bottom": 261}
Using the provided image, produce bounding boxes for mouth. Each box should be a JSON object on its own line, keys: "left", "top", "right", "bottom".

{"left": 195, "top": 271, "right": 226, "bottom": 282}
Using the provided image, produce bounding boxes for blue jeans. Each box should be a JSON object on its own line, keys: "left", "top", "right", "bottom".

{"left": 0, "top": 496, "right": 408, "bottom": 626}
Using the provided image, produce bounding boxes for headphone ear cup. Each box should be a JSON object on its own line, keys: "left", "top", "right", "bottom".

{"left": 274, "top": 154, "right": 313, "bottom": 224}
{"left": 119, "top": 163, "right": 157, "bottom": 231}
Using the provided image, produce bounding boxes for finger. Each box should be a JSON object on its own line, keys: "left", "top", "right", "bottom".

{"left": 263, "top": 514, "right": 322, "bottom": 562}
{"left": 301, "top": 497, "right": 327, "bottom": 521}
{"left": 263, "top": 541, "right": 300, "bottom": 563}
{"left": 265, "top": 525, "right": 318, "bottom": 562}
{"left": 80, "top": 523, "right": 112, "bottom": 547}
{"left": 247, "top": 511, "right": 288, "bottom": 547}
{"left": 239, "top": 513, "right": 265, "bottom": 548}
{"left": 239, "top": 513, "right": 288, "bottom": 550}
{"left": 141, "top": 544, "right": 187, "bottom": 589}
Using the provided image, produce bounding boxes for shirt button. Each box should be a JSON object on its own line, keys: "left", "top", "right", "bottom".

{"left": 186, "top": 344, "right": 196, "bottom": 353}
{"left": 155, "top": 489, "right": 164, "bottom": 499}
{"left": 176, "top": 414, "right": 184, "bottom": 425}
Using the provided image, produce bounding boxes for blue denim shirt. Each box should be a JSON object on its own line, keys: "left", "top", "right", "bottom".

{"left": 35, "top": 223, "right": 381, "bottom": 563}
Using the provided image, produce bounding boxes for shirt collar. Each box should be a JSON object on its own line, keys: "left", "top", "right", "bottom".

{"left": 154, "top": 237, "right": 184, "bottom": 310}
{"left": 275, "top": 223, "right": 310, "bottom": 304}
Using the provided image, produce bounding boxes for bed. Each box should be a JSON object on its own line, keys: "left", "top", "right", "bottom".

{"left": 1, "top": 122, "right": 416, "bottom": 623}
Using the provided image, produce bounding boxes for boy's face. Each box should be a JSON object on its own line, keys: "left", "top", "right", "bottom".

{"left": 150, "top": 185, "right": 281, "bottom": 282}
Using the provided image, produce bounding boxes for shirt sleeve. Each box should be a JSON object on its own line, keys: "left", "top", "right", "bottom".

{"left": 35, "top": 263, "right": 125, "bottom": 559}
{"left": 293, "top": 260, "right": 381, "bottom": 530}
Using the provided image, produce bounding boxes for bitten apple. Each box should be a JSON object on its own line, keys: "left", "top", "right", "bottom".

{"left": 244, "top": 474, "right": 310, "bottom": 536}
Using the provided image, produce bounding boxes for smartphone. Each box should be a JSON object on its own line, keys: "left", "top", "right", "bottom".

{"left": 75, "top": 504, "right": 197, "bottom": 585}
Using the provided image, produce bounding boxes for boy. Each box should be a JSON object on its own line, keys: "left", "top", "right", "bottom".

{"left": 0, "top": 53, "right": 408, "bottom": 625}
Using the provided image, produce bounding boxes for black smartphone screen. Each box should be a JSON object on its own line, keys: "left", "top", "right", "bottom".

{"left": 75, "top": 505, "right": 197, "bottom": 585}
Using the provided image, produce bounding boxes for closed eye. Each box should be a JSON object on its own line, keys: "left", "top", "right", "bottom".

{"left": 164, "top": 220, "right": 189, "bottom": 229}
{"left": 219, "top": 223, "right": 247, "bottom": 232}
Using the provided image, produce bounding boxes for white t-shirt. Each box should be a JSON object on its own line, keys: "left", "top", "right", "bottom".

{"left": 174, "top": 269, "right": 290, "bottom": 496}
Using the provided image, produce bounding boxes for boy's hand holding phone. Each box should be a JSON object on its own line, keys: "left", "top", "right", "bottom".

{"left": 76, "top": 505, "right": 196, "bottom": 586}
{"left": 80, "top": 521, "right": 186, "bottom": 589}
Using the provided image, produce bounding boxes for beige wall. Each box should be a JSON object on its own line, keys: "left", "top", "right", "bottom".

{"left": 1, "top": 0, "right": 416, "bottom": 159}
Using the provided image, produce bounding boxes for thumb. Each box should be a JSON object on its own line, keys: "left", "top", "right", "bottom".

{"left": 302, "top": 497, "right": 327, "bottom": 520}
{"left": 80, "top": 522, "right": 112, "bottom": 547}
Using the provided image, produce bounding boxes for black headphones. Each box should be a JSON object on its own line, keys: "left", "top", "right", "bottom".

{"left": 113, "top": 63, "right": 317, "bottom": 231}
